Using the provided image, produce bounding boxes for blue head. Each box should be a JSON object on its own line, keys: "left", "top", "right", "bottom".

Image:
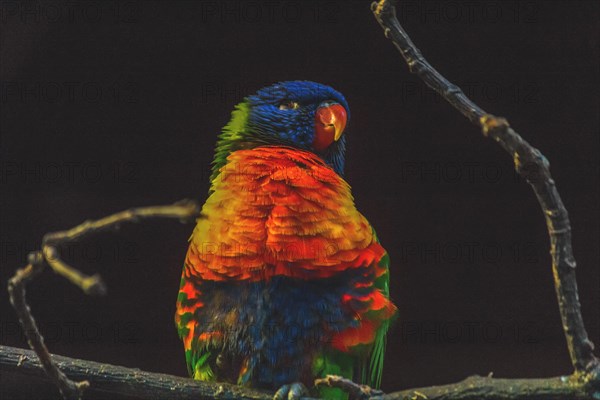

{"left": 211, "top": 81, "right": 350, "bottom": 180}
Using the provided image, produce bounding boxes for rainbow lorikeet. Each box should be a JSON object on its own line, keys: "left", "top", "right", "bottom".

{"left": 175, "top": 81, "right": 397, "bottom": 399}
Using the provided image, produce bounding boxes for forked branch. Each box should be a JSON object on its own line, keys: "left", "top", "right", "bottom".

{"left": 7, "top": 200, "right": 201, "bottom": 400}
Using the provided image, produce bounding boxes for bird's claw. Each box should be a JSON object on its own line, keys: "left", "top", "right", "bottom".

{"left": 273, "top": 382, "right": 309, "bottom": 400}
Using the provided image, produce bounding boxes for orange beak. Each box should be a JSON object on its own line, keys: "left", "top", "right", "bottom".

{"left": 313, "top": 103, "right": 347, "bottom": 151}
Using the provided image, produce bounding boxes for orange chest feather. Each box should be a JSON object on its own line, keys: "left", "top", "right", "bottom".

{"left": 185, "top": 146, "right": 384, "bottom": 282}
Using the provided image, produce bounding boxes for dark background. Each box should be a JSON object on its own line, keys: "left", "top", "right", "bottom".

{"left": 1, "top": 0, "right": 598, "bottom": 397}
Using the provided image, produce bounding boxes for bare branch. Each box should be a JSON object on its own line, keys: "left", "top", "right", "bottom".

{"left": 0, "top": 345, "right": 274, "bottom": 400}
{"left": 1, "top": 345, "right": 595, "bottom": 400}
{"left": 383, "top": 375, "right": 592, "bottom": 400}
{"left": 38, "top": 199, "right": 201, "bottom": 295}
{"left": 370, "top": 0, "right": 599, "bottom": 397}
{"left": 314, "top": 372, "right": 596, "bottom": 400}
{"left": 7, "top": 257, "right": 89, "bottom": 400}
{"left": 6, "top": 200, "right": 202, "bottom": 399}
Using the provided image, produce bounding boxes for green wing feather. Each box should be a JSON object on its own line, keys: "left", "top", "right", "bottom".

{"left": 176, "top": 275, "right": 216, "bottom": 382}
{"left": 366, "top": 248, "right": 392, "bottom": 389}
{"left": 314, "top": 232, "right": 394, "bottom": 399}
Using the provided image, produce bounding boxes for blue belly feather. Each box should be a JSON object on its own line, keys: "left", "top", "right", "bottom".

{"left": 195, "top": 270, "right": 371, "bottom": 387}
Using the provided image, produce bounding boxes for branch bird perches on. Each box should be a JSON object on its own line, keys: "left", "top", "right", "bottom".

{"left": 0, "top": 344, "right": 596, "bottom": 400}
{"left": 4, "top": 1, "right": 599, "bottom": 399}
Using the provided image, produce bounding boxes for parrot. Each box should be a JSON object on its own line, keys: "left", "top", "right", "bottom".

{"left": 175, "top": 81, "right": 397, "bottom": 399}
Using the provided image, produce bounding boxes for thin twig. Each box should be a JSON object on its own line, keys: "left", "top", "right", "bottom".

{"left": 315, "top": 375, "right": 384, "bottom": 400}
{"left": 6, "top": 199, "right": 202, "bottom": 400}
{"left": 42, "top": 199, "right": 201, "bottom": 247}
{"left": 43, "top": 246, "right": 106, "bottom": 296}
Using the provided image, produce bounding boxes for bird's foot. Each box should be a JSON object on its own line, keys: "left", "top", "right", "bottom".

{"left": 273, "top": 382, "right": 309, "bottom": 400}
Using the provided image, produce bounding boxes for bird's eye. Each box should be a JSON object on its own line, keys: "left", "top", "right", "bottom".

{"left": 278, "top": 101, "right": 300, "bottom": 110}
